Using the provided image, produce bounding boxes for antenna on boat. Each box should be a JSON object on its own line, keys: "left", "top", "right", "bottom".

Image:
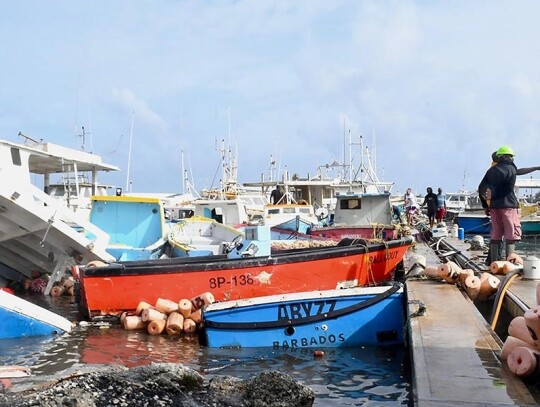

{"left": 17, "top": 131, "right": 40, "bottom": 145}
{"left": 77, "top": 126, "right": 92, "bottom": 152}
{"left": 125, "top": 111, "right": 134, "bottom": 192}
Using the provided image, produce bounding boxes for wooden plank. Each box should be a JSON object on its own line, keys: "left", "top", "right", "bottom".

{"left": 407, "top": 280, "right": 536, "bottom": 406}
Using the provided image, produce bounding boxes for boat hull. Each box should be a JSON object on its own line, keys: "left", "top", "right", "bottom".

{"left": 79, "top": 237, "right": 412, "bottom": 318}
{"left": 0, "top": 290, "right": 72, "bottom": 339}
{"left": 201, "top": 284, "right": 404, "bottom": 348}
{"left": 521, "top": 218, "right": 540, "bottom": 235}
{"left": 456, "top": 213, "right": 491, "bottom": 235}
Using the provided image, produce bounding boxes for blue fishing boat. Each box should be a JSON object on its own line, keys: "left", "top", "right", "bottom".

{"left": 201, "top": 283, "right": 404, "bottom": 348}
{"left": 456, "top": 211, "right": 491, "bottom": 235}
{"left": 0, "top": 290, "right": 72, "bottom": 339}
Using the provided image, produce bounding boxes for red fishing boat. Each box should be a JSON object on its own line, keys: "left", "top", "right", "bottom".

{"left": 77, "top": 233, "right": 412, "bottom": 318}
{"left": 310, "top": 192, "right": 402, "bottom": 241}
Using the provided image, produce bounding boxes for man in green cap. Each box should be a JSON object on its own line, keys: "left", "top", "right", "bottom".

{"left": 479, "top": 145, "right": 540, "bottom": 264}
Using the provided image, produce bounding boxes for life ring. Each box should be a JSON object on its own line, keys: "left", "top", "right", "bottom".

{"left": 298, "top": 199, "right": 309, "bottom": 205}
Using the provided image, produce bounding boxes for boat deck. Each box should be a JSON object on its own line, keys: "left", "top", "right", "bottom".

{"left": 406, "top": 236, "right": 539, "bottom": 406}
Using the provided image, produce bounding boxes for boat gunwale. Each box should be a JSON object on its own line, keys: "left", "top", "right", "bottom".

{"left": 81, "top": 237, "right": 413, "bottom": 277}
{"left": 202, "top": 283, "right": 403, "bottom": 330}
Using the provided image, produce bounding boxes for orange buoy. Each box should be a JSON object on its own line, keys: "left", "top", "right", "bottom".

{"left": 123, "top": 315, "right": 146, "bottom": 331}
{"left": 507, "top": 253, "right": 524, "bottom": 265}
{"left": 154, "top": 298, "right": 179, "bottom": 314}
{"left": 507, "top": 346, "right": 540, "bottom": 377}
{"left": 191, "top": 292, "right": 215, "bottom": 311}
{"left": 178, "top": 299, "right": 192, "bottom": 318}
{"left": 524, "top": 306, "right": 540, "bottom": 344}
{"left": 62, "top": 278, "right": 75, "bottom": 290}
{"left": 464, "top": 275, "right": 481, "bottom": 301}
{"left": 183, "top": 318, "right": 197, "bottom": 334}
{"left": 120, "top": 312, "right": 128, "bottom": 324}
{"left": 457, "top": 269, "right": 475, "bottom": 287}
{"left": 437, "top": 262, "right": 460, "bottom": 283}
{"left": 70, "top": 265, "right": 80, "bottom": 280}
{"left": 190, "top": 309, "right": 202, "bottom": 325}
{"left": 135, "top": 301, "right": 153, "bottom": 316}
{"left": 147, "top": 319, "right": 166, "bottom": 335}
{"left": 86, "top": 260, "right": 107, "bottom": 268}
{"left": 165, "top": 312, "right": 184, "bottom": 335}
{"left": 509, "top": 316, "right": 537, "bottom": 347}
{"left": 313, "top": 350, "right": 325, "bottom": 358}
{"left": 476, "top": 272, "right": 500, "bottom": 301}
{"left": 424, "top": 265, "right": 439, "bottom": 278}
{"left": 501, "top": 336, "right": 535, "bottom": 361}
{"left": 490, "top": 261, "right": 507, "bottom": 275}
{"left": 502, "top": 261, "right": 519, "bottom": 275}
{"left": 50, "top": 285, "right": 65, "bottom": 297}
{"left": 141, "top": 308, "right": 167, "bottom": 323}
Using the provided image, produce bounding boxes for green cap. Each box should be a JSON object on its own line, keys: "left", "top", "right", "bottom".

{"left": 496, "top": 145, "right": 515, "bottom": 157}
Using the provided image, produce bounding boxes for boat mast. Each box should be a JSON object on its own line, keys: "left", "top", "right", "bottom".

{"left": 125, "top": 111, "right": 134, "bottom": 193}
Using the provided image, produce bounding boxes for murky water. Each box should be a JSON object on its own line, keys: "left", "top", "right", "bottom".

{"left": 0, "top": 294, "right": 412, "bottom": 406}
{"left": 4, "top": 236, "right": 540, "bottom": 405}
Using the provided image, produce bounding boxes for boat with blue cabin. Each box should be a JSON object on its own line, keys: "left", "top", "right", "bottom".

{"left": 88, "top": 195, "right": 170, "bottom": 261}
{"left": 201, "top": 282, "right": 404, "bottom": 348}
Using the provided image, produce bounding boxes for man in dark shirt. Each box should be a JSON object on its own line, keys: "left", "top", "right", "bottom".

{"left": 421, "top": 187, "right": 438, "bottom": 229}
{"left": 478, "top": 145, "right": 521, "bottom": 264}
{"left": 480, "top": 148, "right": 540, "bottom": 264}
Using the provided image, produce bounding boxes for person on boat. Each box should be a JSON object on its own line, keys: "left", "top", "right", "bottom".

{"left": 404, "top": 188, "right": 418, "bottom": 225}
{"left": 270, "top": 185, "right": 283, "bottom": 205}
{"left": 435, "top": 187, "right": 446, "bottom": 226}
{"left": 481, "top": 149, "right": 540, "bottom": 264}
{"left": 421, "top": 187, "right": 438, "bottom": 229}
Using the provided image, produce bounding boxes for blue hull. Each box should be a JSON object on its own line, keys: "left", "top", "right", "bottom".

{"left": 0, "top": 291, "right": 72, "bottom": 339}
{"left": 456, "top": 214, "right": 491, "bottom": 234}
{"left": 522, "top": 219, "right": 540, "bottom": 235}
{"left": 457, "top": 214, "right": 540, "bottom": 235}
{"left": 202, "top": 283, "right": 404, "bottom": 348}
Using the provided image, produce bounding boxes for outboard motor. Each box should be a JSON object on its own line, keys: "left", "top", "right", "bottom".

{"left": 226, "top": 225, "right": 271, "bottom": 259}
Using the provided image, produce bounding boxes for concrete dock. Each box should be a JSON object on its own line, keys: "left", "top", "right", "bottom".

{"left": 406, "top": 236, "right": 539, "bottom": 406}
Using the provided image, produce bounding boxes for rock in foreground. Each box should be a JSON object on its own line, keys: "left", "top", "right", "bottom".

{"left": 0, "top": 363, "right": 315, "bottom": 407}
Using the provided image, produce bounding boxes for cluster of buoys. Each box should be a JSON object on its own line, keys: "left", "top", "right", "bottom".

{"left": 121, "top": 292, "right": 215, "bottom": 336}
{"left": 424, "top": 261, "right": 500, "bottom": 301}
{"left": 271, "top": 240, "right": 337, "bottom": 250}
{"left": 49, "top": 276, "right": 75, "bottom": 297}
{"left": 501, "top": 283, "right": 540, "bottom": 379}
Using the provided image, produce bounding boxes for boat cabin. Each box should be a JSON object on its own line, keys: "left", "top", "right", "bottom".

{"left": 332, "top": 192, "right": 393, "bottom": 226}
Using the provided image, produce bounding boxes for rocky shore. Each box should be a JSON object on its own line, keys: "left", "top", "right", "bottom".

{"left": 0, "top": 363, "right": 315, "bottom": 407}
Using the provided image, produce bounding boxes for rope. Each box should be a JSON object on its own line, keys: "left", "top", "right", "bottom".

{"left": 489, "top": 269, "right": 522, "bottom": 330}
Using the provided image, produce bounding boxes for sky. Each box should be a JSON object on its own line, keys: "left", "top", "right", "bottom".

{"left": 1, "top": 1, "right": 540, "bottom": 197}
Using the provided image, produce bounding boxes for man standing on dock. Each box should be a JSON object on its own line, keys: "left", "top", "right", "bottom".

{"left": 478, "top": 145, "right": 522, "bottom": 264}
{"left": 480, "top": 148, "right": 540, "bottom": 264}
{"left": 421, "top": 187, "right": 438, "bottom": 229}
{"left": 436, "top": 187, "right": 446, "bottom": 226}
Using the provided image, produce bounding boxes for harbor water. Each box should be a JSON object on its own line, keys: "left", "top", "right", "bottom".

{"left": 0, "top": 292, "right": 412, "bottom": 406}
{"left": 6, "top": 236, "right": 539, "bottom": 405}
